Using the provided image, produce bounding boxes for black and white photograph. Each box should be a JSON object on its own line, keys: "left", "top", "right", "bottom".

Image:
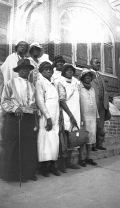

{"left": 0, "top": 0, "right": 120, "bottom": 208}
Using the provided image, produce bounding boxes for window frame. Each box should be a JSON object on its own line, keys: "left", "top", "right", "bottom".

{"left": 59, "top": 8, "right": 116, "bottom": 77}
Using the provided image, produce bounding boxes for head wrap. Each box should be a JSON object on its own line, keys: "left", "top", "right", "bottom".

{"left": 39, "top": 61, "right": 53, "bottom": 73}
{"left": 52, "top": 55, "right": 65, "bottom": 68}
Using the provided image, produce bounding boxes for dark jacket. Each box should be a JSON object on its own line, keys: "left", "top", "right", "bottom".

{"left": 91, "top": 72, "right": 109, "bottom": 110}
{"left": 91, "top": 72, "right": 111, "bottom": 121}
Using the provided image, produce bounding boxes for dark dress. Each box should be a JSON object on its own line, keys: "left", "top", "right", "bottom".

{"left": 0, "top": 113, "right": 37, "bottom": 181}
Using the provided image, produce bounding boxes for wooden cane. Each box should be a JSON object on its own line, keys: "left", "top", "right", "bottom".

{"left": 18, "top": 118, "right": 21, "bottom": 187}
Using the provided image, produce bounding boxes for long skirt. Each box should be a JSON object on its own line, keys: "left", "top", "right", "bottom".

{"left": 0, "top": 113, "right": 37, "bottom": 181}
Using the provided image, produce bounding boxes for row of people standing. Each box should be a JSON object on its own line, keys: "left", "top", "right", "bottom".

{"left": 52, "top": 56, "right": 99, "bottom": 171}
{"left": 0, "top": 40, "right": 110, "bottom": 182}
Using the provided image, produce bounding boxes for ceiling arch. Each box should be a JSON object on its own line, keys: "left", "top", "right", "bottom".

{"left": 108, "top": 0, "right": 120, "bottom": 11}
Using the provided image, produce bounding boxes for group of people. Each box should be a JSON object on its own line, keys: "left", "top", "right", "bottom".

{"left": 0, "top": 40, "right": 111, "bottom": 183}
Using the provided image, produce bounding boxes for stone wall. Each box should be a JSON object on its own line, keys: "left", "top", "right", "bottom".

{"left": 105, "top": 116, "right": 120, "bottom": 139}
{"left": 70, "top": 115, "right": 120, "bottom": 164}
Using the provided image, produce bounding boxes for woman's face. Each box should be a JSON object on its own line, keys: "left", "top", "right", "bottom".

{"left": 65, "top": 67, "right": 74, "bottom": 79}
{"left": 56, "top": 61, "right": 64, "bottom": 71}
{"left": 17, "top": 42, "right": 28, "bottom": 54}
{"left": 41, "top": 67, "right": 53, "bottom": 80}
{"left": 82, "top": 73, "right": 92, "bottom": 84}
{"left": 31, "top": 47, "right": 41, "bottom": 58}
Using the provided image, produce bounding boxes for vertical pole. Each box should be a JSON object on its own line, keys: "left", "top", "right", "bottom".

{"left": 19, "top": 118, "right": 21, "bottom": 187}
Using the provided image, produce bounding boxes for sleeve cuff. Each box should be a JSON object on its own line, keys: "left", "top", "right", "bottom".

{"left": 12, "top": 106, "right": 18, "bottom": 113}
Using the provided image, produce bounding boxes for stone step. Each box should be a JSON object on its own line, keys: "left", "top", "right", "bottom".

{"left": 104, "top": 136, "right": 120, "bottom": 146}
{"left": 91, "top": 144, "right": 120, "bottom": 160}
{"left": 70, "top": 144, "right": 120, "bottom": 164}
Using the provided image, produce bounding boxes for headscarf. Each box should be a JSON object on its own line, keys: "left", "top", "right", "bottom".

{"left": 52, "top": 55, "right": 65, "bottom": 68}
{"left": 39, "top": 61, "right": 53, "bottom": 73}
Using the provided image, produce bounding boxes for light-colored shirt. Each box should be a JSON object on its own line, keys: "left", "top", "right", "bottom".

{"left": 1, "top": 53, "right": 22, "bottom": 85}
{"left": 28, "top": 57, "right": 41, "bottom": 85}
{"left": 28, "top": 57, "right": 41, "bottom": 70}
{"left": 1, "top": 77, "right": 36, "bottom": 114}
{"left": 35, "top": 76, "right": 55, "bottom": 119}
{"left": 52, "top": 70, "right": 61, "bottom": 83}
{"left": 52, "top": 70, "right": 79, "bottom": 87}
{"left": 58, "top": 76, "right": 81, "bottom": 131}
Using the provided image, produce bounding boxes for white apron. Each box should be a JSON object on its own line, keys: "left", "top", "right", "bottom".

{"left": 37, "top": 78, "right": 59, "bottom": 161}
{"left": 59, "top": 77, "right": 81, "bottom": 132}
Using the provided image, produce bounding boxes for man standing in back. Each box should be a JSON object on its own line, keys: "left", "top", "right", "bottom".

{"left": 90, "top": 58, "right": 111, "bottom": 150}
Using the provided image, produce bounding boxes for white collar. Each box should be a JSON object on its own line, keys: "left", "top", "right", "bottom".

{"left": 18, "top": 76, "right": 28, "bottom": 82}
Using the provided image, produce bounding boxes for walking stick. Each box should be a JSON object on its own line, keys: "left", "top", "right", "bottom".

{"left": 18, "top": 117, "right": 21, "bottom": 187}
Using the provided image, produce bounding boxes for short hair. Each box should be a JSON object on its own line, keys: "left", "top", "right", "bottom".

{"left": 90, "top": 58, "right": 99, "bottom": 66}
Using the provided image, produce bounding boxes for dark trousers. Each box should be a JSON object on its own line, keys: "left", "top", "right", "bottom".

{"left": 96, "top": 99, "right": 106, "bottom": 147}
{"left": 41, "top": 161, "right": 57, "bottom": 174}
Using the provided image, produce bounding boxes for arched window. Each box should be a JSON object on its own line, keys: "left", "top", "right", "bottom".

{"left": 59, "top": 7, "right": 115, "bottom": 75}
{"left": 102, "top": 28, "right": 114, "bottom": 74}
{"left": 60, "top": 10, "right": 73, "bottom": 63}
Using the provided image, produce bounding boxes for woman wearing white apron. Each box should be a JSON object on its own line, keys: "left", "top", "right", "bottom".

{"left": 57, "top": 64, "right": 81, "bottom": 170}
{"left": 36, "top": 61, "right": 60, "bottom": 177}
